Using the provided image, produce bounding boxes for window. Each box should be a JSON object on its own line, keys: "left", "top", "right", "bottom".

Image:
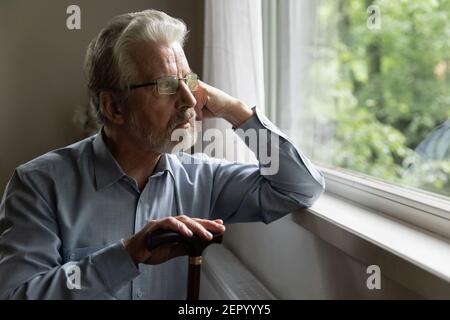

{"left": 263, "top": 0, "right": 450, "bottom": 202}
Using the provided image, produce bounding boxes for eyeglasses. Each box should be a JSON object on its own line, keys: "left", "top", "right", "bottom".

{"left": 129, "top": 72, "right": 199, "bottom": 95}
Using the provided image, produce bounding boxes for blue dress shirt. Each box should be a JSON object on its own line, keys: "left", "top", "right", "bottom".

{"left": 0, "top": 107, "right": 325, "bottom": 299}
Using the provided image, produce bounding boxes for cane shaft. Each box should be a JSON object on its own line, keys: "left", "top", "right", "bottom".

{"left": 187, "top": 257, "right": 202, "bottom": 300}
{"left": 147, "top": 230, "right": 223, "bottom": 301}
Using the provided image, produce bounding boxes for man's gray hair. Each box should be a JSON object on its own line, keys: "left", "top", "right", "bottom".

{"left": 84, "top": 9, "right": 188, "bottom": 125}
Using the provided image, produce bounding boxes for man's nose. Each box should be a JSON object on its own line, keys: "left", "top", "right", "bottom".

{"left": 176, "top": 80, "right": 197, "bottom": 109}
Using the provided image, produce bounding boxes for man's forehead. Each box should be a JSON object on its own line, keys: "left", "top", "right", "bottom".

{"left": 130, "top": 41, "right": 190, "bottom": 79}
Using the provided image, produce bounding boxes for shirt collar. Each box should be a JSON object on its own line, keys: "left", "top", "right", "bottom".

{"left": 92, "top": 129, "right": 174, "bottom": 190}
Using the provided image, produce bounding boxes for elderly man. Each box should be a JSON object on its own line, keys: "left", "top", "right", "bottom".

{"left": 0, "top": 9, "right": 324, "bottom": 299}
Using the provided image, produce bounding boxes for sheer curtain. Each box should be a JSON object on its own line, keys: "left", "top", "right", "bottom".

{"left": 262, "top": 0, "right": 319, "bottom": 149}
{"left": 202, "top": 0, "right": 265, "bottom": 163}
{"left": 200, "top": 1, "right": 319, "bottom": 298}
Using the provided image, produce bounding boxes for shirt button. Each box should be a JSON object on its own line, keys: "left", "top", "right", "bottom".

{"left": 136, "top": 289, "right": 143, "bottom": 298}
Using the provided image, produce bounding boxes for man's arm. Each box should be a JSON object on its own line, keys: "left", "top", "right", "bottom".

{"left": 209, "top": 106, "right": 325, "bottom": 223}
{"left": 192, "top": 82, "right": 325, "bottom": 223}
{"left": 0, "top": 169, "right": 139, "bottom": 299}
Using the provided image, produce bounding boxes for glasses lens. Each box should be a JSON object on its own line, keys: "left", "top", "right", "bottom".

{"left": 186, "top": 73, "right": 199, "bottom": 91}
{"left": 157, "top": 77, "right": 178, "bottom": 95}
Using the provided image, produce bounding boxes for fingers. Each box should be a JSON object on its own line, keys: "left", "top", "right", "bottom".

{"left": 201, "top": 108, "right": 214, "bottom": 119}
{"left": 193, "top": 82, "right": 211, "bottom": 118}
{"left": 177, "top": 215, "right": 214, "bottom": 240}
{"left": 194, "top": 107, "right": 203, "bottom": 121}
{"left": 154, "top": 216, "right": 193, "bottom": 238}
{"left": 141, "top": 215, "right": 225, "bottom": 265}
{"left": 191, "top": 217, "right": 226, "bottom": 234}
{"left": 150, "top": 215, "right": 225, "bottom": 241}
{"left": 193, "top": 82, "right": 208, "bottom": 106}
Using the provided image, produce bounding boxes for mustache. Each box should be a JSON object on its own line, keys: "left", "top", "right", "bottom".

{"left": 168, "top": 109, "right": 196, "bottom": 131}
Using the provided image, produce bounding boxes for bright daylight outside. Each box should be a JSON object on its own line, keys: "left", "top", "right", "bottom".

{"left": 279, "top": 0, "right": 450, "bottom": 200}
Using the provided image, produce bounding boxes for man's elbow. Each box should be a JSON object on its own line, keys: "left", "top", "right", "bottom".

{"left": 295, "top": 177, "right": 326, "bottom": 209}
{"left": 313, "top": 174, "right": 326, "bottom": 201}
{"left": 308, "top": 177, "right": 326, "bottom": 207}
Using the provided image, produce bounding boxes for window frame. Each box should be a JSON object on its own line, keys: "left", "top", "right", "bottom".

{"left": 262, "top": 0, "right": 450, "bottom": 240}
{"left": 320, "top": 166, "right": 450, "bottom": 239}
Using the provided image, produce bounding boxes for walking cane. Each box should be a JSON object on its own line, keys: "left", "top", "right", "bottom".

{"left": 147, "top": 228, "right": 223, "bottom": 300}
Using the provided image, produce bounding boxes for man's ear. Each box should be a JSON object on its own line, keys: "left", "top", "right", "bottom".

{"left": 99, "top": 91, "right": 125, "bottom": 125}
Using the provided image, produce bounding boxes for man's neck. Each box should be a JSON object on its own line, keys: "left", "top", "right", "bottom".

{"left": 103, "top": 127, "right": 161, "bottom": 191}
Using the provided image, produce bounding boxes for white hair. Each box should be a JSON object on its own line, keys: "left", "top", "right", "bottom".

{"left": 84, "top": 9, "right": 189, "bottom": 124}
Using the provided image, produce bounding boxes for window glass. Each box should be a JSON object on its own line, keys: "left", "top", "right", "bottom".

{"left": 267, "top": 0, "right": 450, "bottom": 199}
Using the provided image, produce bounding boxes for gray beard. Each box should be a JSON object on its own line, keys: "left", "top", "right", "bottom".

{"left": 127, "top": 108, "right": 196, "bottom": 154}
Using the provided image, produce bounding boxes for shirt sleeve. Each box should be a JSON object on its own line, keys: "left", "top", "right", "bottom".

{"left": 209, "top": 106, "right": 325, "bottom": 224}
{"left": 0, "top": 168, "right": 140, "bottom": 300}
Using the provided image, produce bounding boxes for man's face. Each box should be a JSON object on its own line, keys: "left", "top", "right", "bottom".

{"left": 123, "top": 41, "right": 198, "bottom": 153}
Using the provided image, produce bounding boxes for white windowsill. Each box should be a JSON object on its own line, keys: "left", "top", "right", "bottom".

{"left": 319, "top": 166, "right": 450, "bottom": 239}
{"left": 291, "top": 192, "right": 450, "bottom": 299}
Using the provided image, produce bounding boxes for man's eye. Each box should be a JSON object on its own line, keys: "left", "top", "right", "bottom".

{"left": 159, "top": 79, "right": 173, "bottom": 89}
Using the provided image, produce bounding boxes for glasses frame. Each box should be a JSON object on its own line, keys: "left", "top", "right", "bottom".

{"left": 129, "top": 72, "right": 199, "bottom": 95}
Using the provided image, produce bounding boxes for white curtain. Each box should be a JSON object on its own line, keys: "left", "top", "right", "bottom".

{"left": 262, "top": 0, "right": 318, "bottom": 146}
{"left": 202, "top": 0, "right": 265, "bottom": 163}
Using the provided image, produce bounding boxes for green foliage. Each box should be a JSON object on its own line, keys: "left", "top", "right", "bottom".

{"left": 309, "top": 0, "right": 450, "bottom": 198}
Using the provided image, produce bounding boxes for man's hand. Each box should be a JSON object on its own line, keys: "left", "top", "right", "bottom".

{"left": 193, "top": 81, "right": 254, "bottom": 128}
{"left": 123, "top": 215, "right": 226, "bottom": 265}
